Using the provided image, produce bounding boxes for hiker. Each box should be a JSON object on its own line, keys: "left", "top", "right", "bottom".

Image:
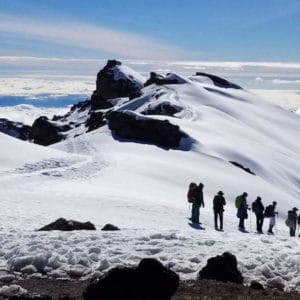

{"left": 264, "top": 201, "right": 277, "bottom": 235}
{"left": 251, "top": 196, "right": 264, "bottom": 233}
{"left": 213, "top": 191, "right": 226, "bottom": 231}
{"left": 187, "top": 182, "right": 198, "bottom": 220}
{"left": 235, "top": 192, "right": 248, "bottom": 231}
{"left": 298, "top": 214, "right": 300, "bottom": 237}
{"left": 286, "top": 207, "right": 298, "bottom": 237}
{"left": 191, "top": 183, "right": 205, "bottom": 224}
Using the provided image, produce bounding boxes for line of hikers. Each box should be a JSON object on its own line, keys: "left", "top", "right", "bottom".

{"left": 187, "top": 182, "right": 300, "bottom": 236}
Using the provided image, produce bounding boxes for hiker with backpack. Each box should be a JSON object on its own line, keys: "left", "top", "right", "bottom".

{"left": 264, "top": 201, "right": 278, "bottom": 235}
{"left": 187, "top": 182, "right": 198, "bottom": 220}
{"left": 251, "top": 196, "right": 264, "bottom": 234}
{"left": 187, "top": 182, "right": 204, "bottom": 224}
{"left": 213, "top": 191, "right": 226, "bottom": 231}
{"left": 235, "top": 192, "right": 248, "bottom": 231}
{"left": 286, "top": 207, "right": 298, "bottom": 237}
{"left": 298, "top": 214, "right": 300, "bottom": 237}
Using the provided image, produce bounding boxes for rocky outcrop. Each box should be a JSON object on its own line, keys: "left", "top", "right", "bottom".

{"left": 38, "top": 218, "right": 96, "bottom": 231}
{"left": 91, "top": 60, "right": 144, "bottom": 110}
{"left": 195, "top": 72, "right": 241, "bottom": 89}
{"left": 83, "top": 258, "right": 179, "bottom": 300}
{"left": 144, "top": 72, "right": 186, "bottom": 87}
{"left": 86, "top": 112, "right": 105, "bottom": 132}
{"left": 107, "top": 111, "right": 186, "bottom": 148}
{"left": 142, "top": 102, "right": 182, "bottom": 117}
{"left": 198, "top": 252, "right": 243, "bottom": 284}
{"left": 230, "top": 161, "right": 256, "bottom": 175}
{"left": 0, "top": 119, "right": 31, "bottom": 141}
{"left": 101, "top": 224, "right": 120, "bottom": 231}
{"left": 30, "top": 117, "right": 62, "bottom": 146}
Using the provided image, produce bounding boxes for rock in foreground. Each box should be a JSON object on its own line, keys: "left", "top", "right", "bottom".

{"left": 83, "top": 258, "right": 179, "bottom": 300}
{"left": 198, "top": 252, "right": 243, "bottom": 284}
{"left": 38, "top": 218, "right": 96, "bottom": 231}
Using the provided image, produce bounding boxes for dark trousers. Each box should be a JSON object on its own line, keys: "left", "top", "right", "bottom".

{"left": 256, "top": 213, "right": 264, "bottom": 232}
{"left": 239, "top": 218, "right": 245, "bottom": 229}
{"left": 214, "top": 210, "right": 223, "bottom": 230}
{"left": 191, "top": 203, "right": 200, "bottom": 223}
{"left": 290, "top": 228, "right": 296, "bottom": 237}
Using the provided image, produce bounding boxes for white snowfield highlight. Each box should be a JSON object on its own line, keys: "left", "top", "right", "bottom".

{"left": 1, "top": 64, "right": 300, "bottom": 291}
{"left": 0, "top": 105, "right": 68, "bottom": 125}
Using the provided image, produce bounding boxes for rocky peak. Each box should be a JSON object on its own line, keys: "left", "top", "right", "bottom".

{"left": 91, "top": 60, "right": 145, "bottom": 110}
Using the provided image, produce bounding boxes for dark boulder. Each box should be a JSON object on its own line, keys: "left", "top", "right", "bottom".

{"left": 144, "top": 72, "right": 183, "bottom": 87}
{"left": 142, "top": 102, "right": 182, "bottom": 117}
{"left": 0, "top": 118, "right": 31, "bottom": 141}
{"left": 107, "top": 111, "right": 185, "bottom": 148}
{"left": 83, "top": 258, "right": 179, "bottom": 300}
{"left": 229, "top": 161, "right": 256, "bottom": 176}
{"left": 31, "top": 117, "right": 62, "bottom": 146}
{"left": 38, "top": 218, "right": 96, "bottom": 231}
{"left": 250, "top": 280, "right": 264, "bottom": 290}
{"left": 91, "top": 60, "right": 143, "bottom": 110}
{"left": 86, "top": 111, "right": 106, "bottom": 132}
{"left": 135, "top": 258, "right": 179, "bottom": 300}
{"left": 195, "top": 72, "right": 241, "bottom": 89}
{"left": 198, "top": 252, "right": 243, "bottom": 284}
{"left": 101, "top": 224, "right": 120, "bottom": 231}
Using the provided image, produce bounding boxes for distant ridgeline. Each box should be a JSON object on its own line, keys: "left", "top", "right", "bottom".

{"left": 0, "top": 59, "right": 240, "bottom": 149}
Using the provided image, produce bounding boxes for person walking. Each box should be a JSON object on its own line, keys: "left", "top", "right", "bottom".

{"left": 251, "top": 196, "right": 264, "bottom": 233}
{"left": 264, "top": 201, "right": 278, "bottom": 235}
{"left": 191, "top": 183, "right": 204, "bottom": 224}
{"left": 235, "top": 192, "right": 248, "bottom": 231}
{"left": 286, "top": 207, "right": 298, "bottom": 237}
{"left": 213, "top": 191, "right": 226, "bottom": 231}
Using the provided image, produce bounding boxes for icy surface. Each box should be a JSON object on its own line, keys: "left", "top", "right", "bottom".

{"left": 0, "top": 68, "right": 300, "bottom": 291}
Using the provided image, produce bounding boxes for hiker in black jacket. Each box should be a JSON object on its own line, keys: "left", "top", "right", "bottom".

{"left": 213, "top": 191, "right": 226, "bottom": 231}
{"left": 252, "top": 196, "right": 264, "bottom": 234}
{"left": 286, "top": 207, "right": 298, "bottom": 237}
{"left": 264, "top": 201, "right": 277, "bottom": 235}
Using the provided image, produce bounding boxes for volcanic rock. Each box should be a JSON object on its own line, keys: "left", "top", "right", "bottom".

{"left": 38, "top": 218, "right": 96, "bottom": 231}
{"left": 198, "top": 252, "right": 243, "bottom": 284}
{"left": 107, "top": 111, "right": 185, "bottom": 148}
{"left": 0, "top": 119, "right": 31, "bottom": 141}
{"left": 83, "top": 258, "right": 179, "bottom": 300}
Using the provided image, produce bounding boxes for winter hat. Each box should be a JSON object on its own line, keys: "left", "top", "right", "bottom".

{"left": 218, "top": 191, "right": 224, "bottom": 195}
{"left": 257, "top": 196, "right": 262, "bottom": 201}
{"left": 273, "top": 201, "right": 277, "bottom": 205}
{"left": 243, "top": 192, "right": 248, "bottom": 197}
{"left": 293, "top": 207, "right": 298, "bottom": 211}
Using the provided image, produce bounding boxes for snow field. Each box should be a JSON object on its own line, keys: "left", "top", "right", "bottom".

{"left": 1, "top": 228, "right": 300, "bottom": 292}
{"left": 1, "top": 64, "right": 300, "bottom": 291}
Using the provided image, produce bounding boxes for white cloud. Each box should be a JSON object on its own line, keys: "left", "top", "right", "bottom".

{"left": 0, "top": 14, "right": 186, "bottom": 60}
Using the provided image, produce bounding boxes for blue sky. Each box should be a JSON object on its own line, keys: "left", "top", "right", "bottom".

{"left": 1, "top": 0, "right": 300, "bottom": 61}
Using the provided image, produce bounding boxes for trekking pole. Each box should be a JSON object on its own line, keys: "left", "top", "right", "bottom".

{"left": 249, "top": 209, "right": 252, "bottom": 232}
{"left": 275, "top": 213, "right": 278, "bottom": 235}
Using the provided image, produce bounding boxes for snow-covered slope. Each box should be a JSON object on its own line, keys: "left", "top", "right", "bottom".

{"left": 1, "top": 63, "right": 300, "bottom": 290}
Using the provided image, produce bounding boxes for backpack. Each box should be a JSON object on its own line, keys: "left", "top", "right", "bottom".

{"left": 251, "top": 201, "right": 257, "bottom": 213}
{"left": 187, "top": 182, "right": 197, "bottom": 203}
{"left": 285, "top": 218, "right": 293, "bottom": 228}
{"left": 264, "top": 205, "right": 273, "bottom": 218}
{"left": 235, "top": 196, "right": 242, "bottom": 209}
